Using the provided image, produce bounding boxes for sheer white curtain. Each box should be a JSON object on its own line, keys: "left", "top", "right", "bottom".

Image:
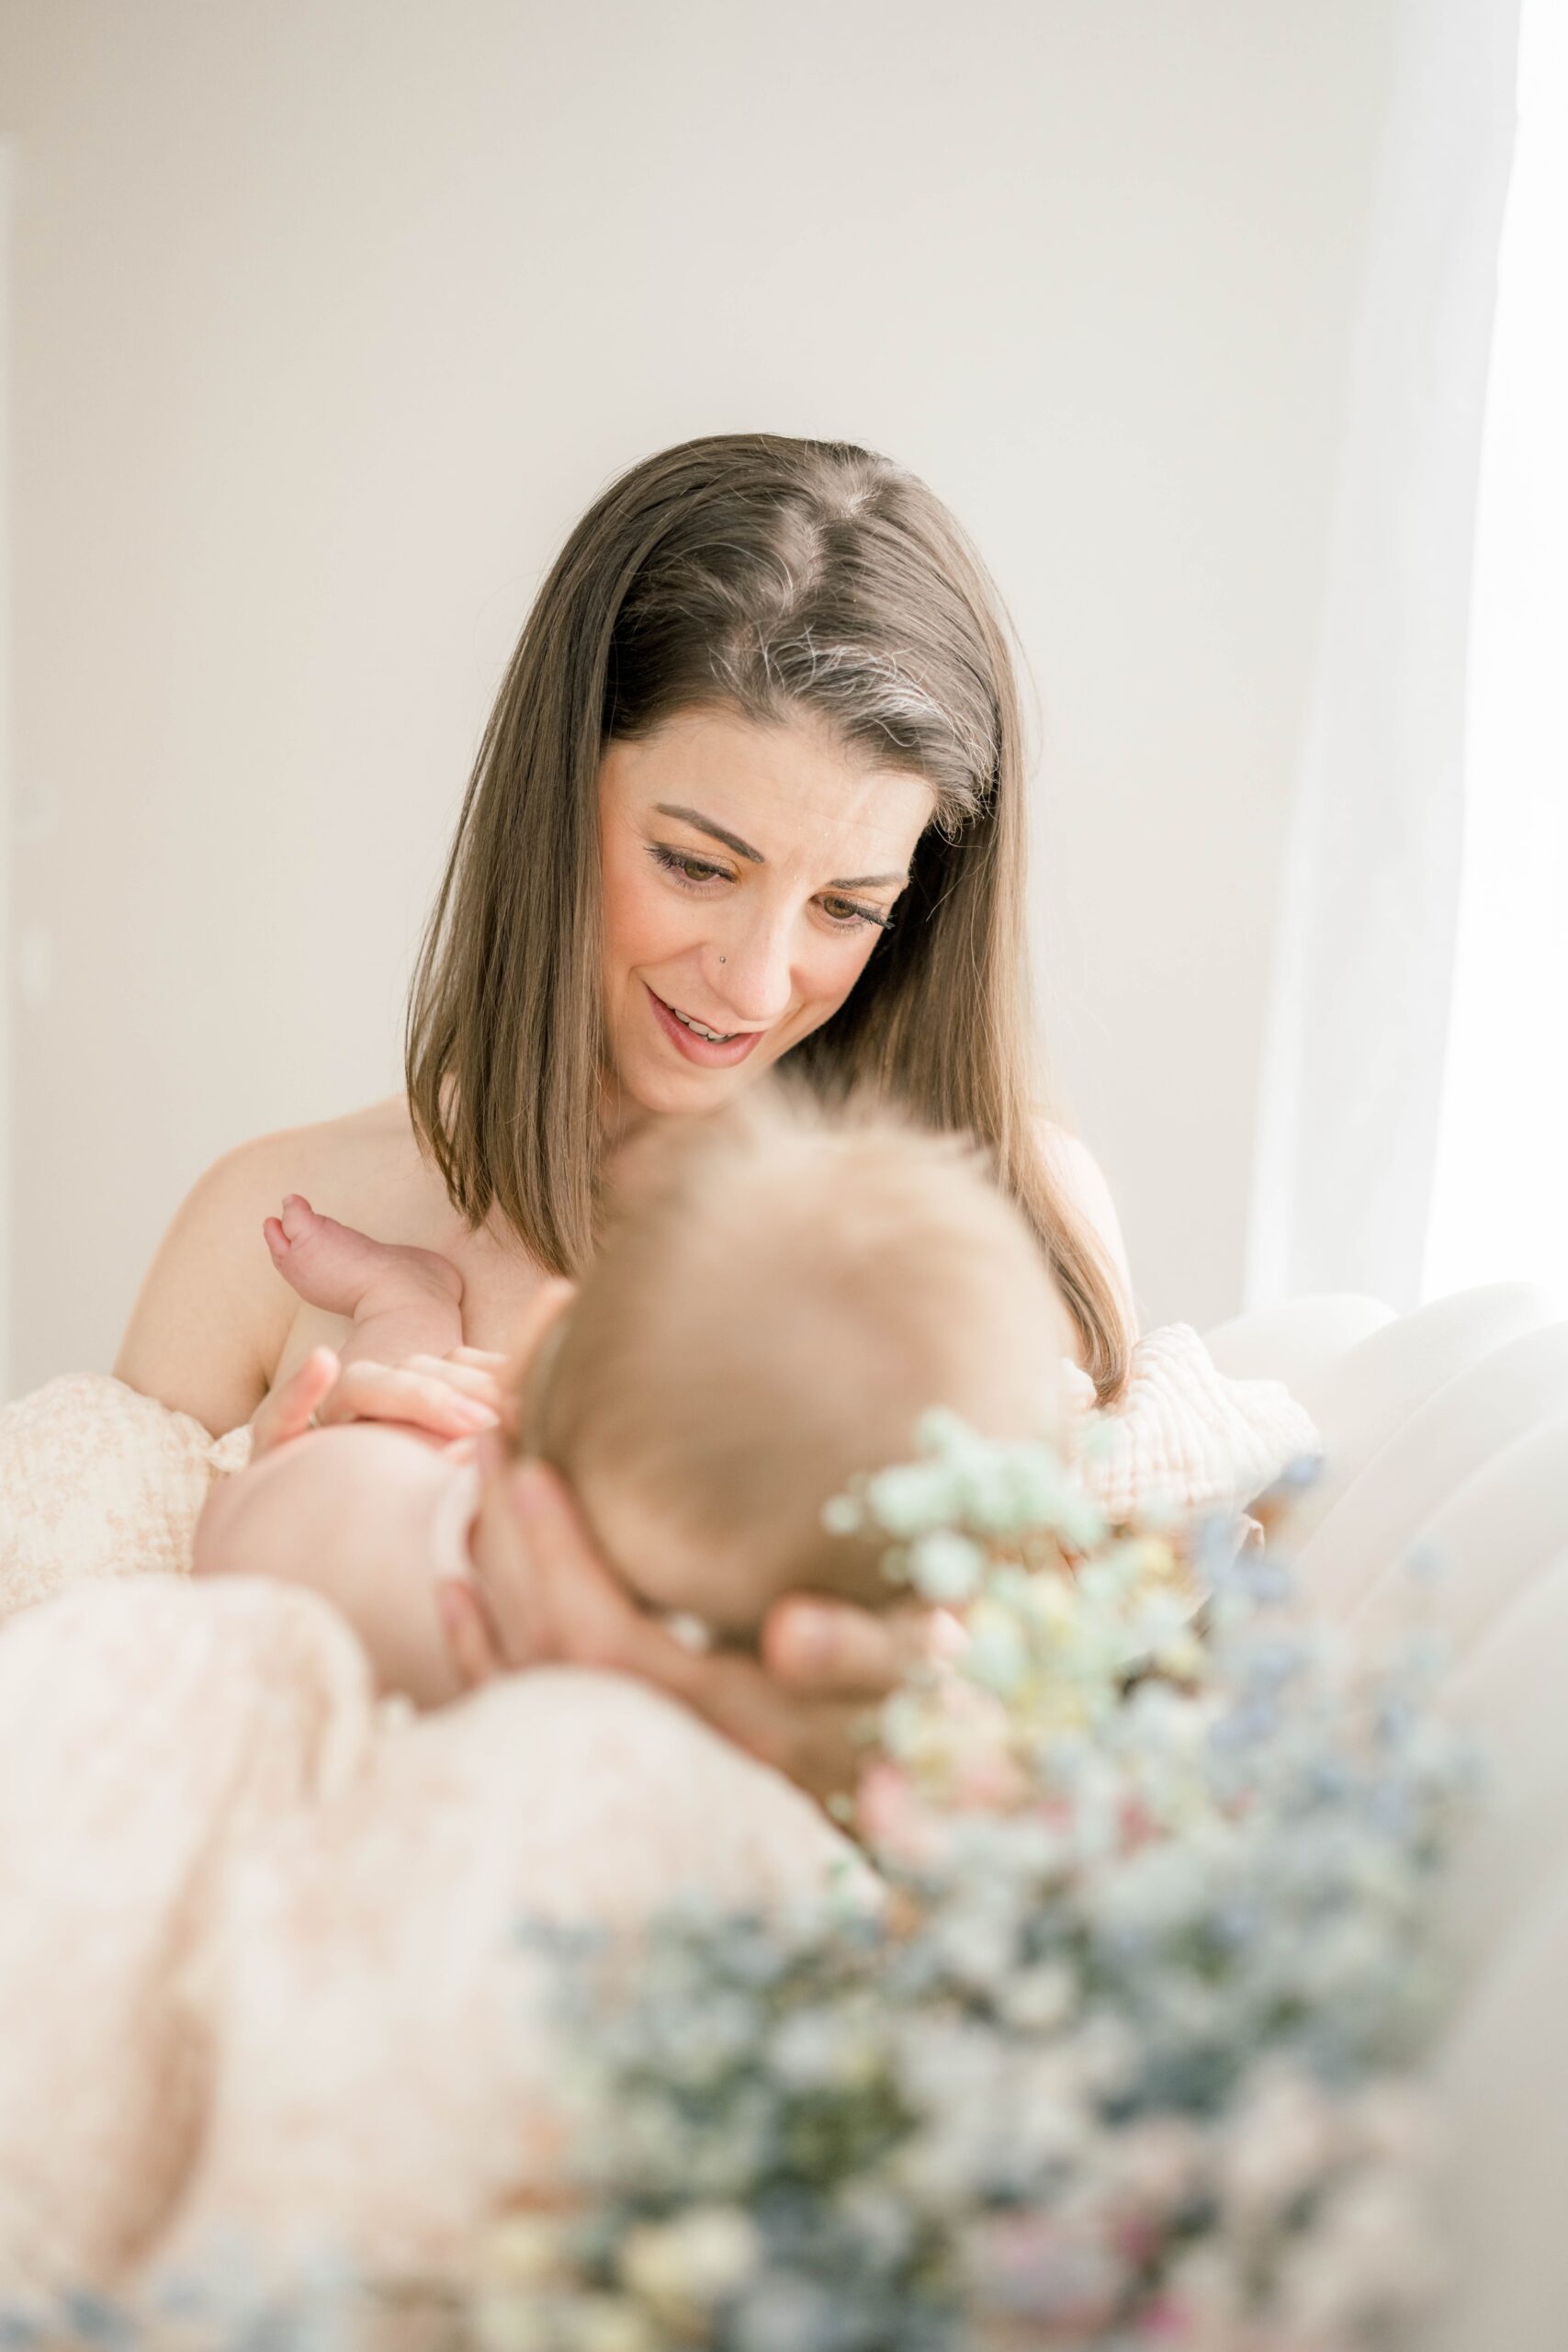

{"left": 1245, "top": 0, "right": 1522, "bottom": 1314}
{"left": 1422, "top": 3, "right": 1568, "bottom": 1313}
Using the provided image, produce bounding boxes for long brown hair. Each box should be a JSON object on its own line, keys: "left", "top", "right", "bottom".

{"left": 405, "top": 432, "right": 1133, "bottom": 1405}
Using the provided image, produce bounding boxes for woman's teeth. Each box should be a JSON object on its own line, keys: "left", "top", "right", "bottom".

{"left": 671, "top": 1006, "right": 737, "bottom": 1043}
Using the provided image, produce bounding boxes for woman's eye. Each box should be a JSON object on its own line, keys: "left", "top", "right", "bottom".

{"left": 649, "top": 843, "right": 890, "bottom": 933}
{"left": 649, "top": 844, "right": 727, "bottom": 888}
{"left": 821, "top": 898, "right": 892, "bottom": 933}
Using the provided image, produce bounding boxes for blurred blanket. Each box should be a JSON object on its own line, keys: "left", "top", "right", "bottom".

{"left": 0, "top": 1573, "right": 860, "bottom": 2296}
{"left": 0, "top": 1377, "right": 864, "bottom": 2296}
{"left": 0, "top": 1371, "right": 253, "bottom": 1623}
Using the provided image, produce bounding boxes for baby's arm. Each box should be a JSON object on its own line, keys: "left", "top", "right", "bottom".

{"left": 193, "top": 1424, "right": 472, "bottom": 1709}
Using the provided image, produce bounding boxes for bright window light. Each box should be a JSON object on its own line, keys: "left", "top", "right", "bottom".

{"left": 1423, "top": 0, "right": 1568, "bottom": 1313}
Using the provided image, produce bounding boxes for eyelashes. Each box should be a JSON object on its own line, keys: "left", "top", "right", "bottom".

{"left": 648, "top": 845, "right": 728, "bottom": 888}
{"left": 645, "top": 842, "right": 893, "bottom": 933}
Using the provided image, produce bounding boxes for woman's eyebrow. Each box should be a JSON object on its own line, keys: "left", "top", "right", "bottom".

{"left": 654, "top": 803, "right": 764, "bottom": 862}
{"left": 652, "top": 803, "right": 908, "bottom": 890}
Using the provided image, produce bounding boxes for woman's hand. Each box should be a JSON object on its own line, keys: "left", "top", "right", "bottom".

{"left": 247, "top": 1344, "right": 505, "bottom": 1460}
{"left": 445, "top": 1446, "right": 949, "bottom": 1810}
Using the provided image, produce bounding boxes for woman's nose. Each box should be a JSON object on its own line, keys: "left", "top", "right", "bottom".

{"left": 708, "top": 912, "right": 795, "bottom": 1024}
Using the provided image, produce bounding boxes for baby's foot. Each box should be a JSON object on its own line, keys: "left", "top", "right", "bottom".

{"left": 264, "top": 1195, "right": 465, "bottom": 1364}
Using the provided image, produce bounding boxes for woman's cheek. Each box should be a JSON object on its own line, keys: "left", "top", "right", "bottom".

{"left": 604, "top": 844, "right": 682, "bottom": 967}
{"left": 834, "top": 927, "right": 885, "bottom": 999}
{"left": 795, "top": 932, "right": 880, "bottom": 1031}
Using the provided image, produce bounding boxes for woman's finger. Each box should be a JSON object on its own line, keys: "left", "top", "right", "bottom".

{"left": 501, "top": 1465, "right": 886, "bottom": 1811}
{"left": 446, "top": 1347, "right": 510, "bottom": 1372}
{"left": 475, "top": 1458, "right": 893, "bottom": 1812}
{"left": 458, "top": 1437, "right": 582, "bottom": 1668}
{"left": 460, "top": 1446, "right": 716, "bottom": 1699}
{"left": 658, "top": 1654, "right": 879, "bottom": 1809}
{"left": 248, "top": 1347, "right": 341, "bottom": 1459}
{"left": 759, "top": 1593, "right": 953, "bottom": 1698}
{"left": 460, "top": 1447, "right": 898, "bottom": 1811}
{"left": 572, "top": 1612, "right": 880, "bottom": 1811}
{"left": 510, "top": 1455, "right": 691, "bottom": 1679}
{"left": 488, "top": 1458, "right": 717, "bottom": 1698}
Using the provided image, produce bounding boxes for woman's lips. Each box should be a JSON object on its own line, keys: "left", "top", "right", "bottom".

{"left": 645, "top": 983, "right": 764, "bottom": 1068}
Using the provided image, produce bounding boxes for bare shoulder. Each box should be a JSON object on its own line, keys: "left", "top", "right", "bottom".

{"left": 265, "top": 1093, "right": 443, "bottom": 1225}
{"left": 113, "top": 1094, "right": 439, "bottom": 1436}
{"left": 1035, "top": 1117, "right": 1139, "bottom": 1332}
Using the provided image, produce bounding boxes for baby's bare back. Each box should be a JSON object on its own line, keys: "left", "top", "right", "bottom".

{"left": 193, "top": 1418, "right": 477, "bottom": 1710}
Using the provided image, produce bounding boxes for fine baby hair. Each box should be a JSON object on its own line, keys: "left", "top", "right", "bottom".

{"left": 509, "top": 1078, "right": 1076, "bottom": 1645}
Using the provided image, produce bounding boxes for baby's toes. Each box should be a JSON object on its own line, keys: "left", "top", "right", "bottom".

{"left": 266, "top": 1193, "right": 396, "bottom": 1314}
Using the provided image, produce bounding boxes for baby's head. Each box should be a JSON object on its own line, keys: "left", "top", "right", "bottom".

{"left": 509, "top": 1082, "right": 1076, "bottom": 1645}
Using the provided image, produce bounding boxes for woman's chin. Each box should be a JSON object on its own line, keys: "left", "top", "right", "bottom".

{"left": 609, "top": 1050, "right": 761, "bottom": 1125}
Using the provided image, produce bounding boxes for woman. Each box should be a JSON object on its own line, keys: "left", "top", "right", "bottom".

{"left": 114, "top": 431, "right": 1137, "bottom": 1795}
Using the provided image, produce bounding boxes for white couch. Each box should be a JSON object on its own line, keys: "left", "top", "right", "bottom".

{"left": 1202, "top": 1283, "right": 1568, "bottom": 2352}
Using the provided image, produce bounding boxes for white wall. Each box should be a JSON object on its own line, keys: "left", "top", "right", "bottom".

{"left": 0, "top": 0, "right": 1396, "bottom": 1396}
{"left": 0, "top": 137, "right": 12, "bottom": 1399}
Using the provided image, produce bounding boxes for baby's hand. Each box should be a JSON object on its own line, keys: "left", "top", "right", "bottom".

{"left": 249, "top": 1345, "right": 502, "bottom": 1458}
{"left": 249, "top": 1346, "right": 342, "bottom": 1459}
{"left": 400, "top": 1347, "right": 513, "bottom": 1434}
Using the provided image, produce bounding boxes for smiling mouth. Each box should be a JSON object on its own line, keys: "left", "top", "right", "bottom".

{"left": 659, "top": 996, "right": 744, "bottom": 1043}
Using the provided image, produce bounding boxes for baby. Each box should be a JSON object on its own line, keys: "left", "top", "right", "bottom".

{"left": 193, "top": 1083, "right": 1077, "bottom": 1707}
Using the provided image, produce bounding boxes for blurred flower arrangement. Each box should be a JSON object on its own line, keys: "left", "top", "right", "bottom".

{"left": 459, "top": 1411, "right": 1475, "bottom": 2352}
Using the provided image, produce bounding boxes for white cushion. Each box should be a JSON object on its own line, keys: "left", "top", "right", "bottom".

{"left": 1296, "top": 1321, "right": 1568, "bottom": 1617}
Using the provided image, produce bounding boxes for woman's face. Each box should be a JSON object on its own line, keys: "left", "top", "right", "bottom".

{"left": 598, "top": 706, "right": 935, "bottom": 1124}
